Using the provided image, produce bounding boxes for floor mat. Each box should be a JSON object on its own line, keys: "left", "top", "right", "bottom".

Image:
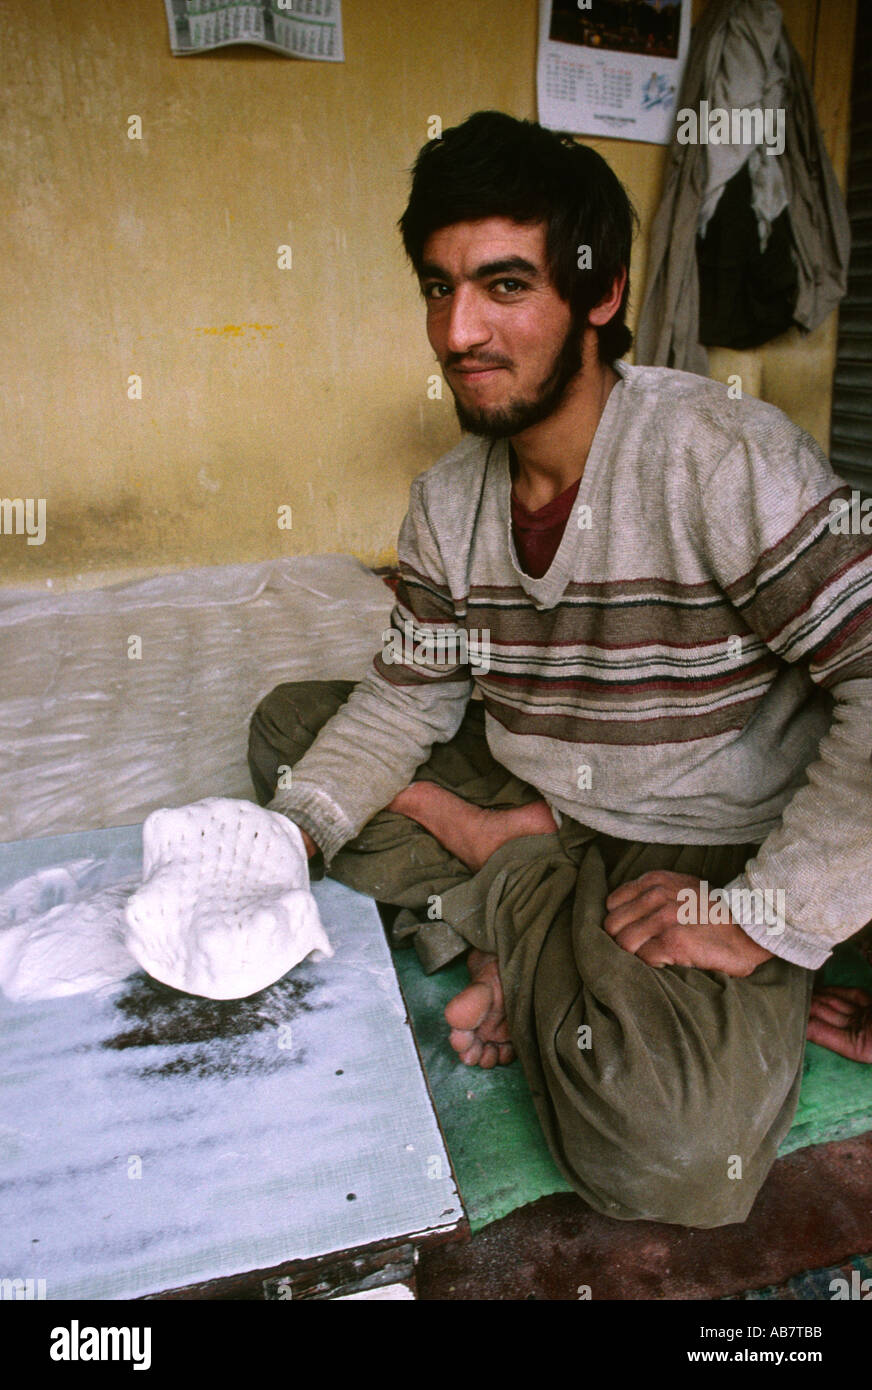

{"left": 394, "top": 942, "right": 872, "bottom": 1233}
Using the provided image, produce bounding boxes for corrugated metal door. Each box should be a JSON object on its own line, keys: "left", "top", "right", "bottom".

{"left": 830, "top": 3, "right": 872, "bottom": 491}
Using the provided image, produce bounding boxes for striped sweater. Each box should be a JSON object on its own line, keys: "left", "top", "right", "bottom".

{"left": 272, "top": 363, "right": 872, "bottom": 969}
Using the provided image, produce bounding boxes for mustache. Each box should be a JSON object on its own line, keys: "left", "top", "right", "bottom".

{"left": 444, "top": 352, "right": 512, "bottom": 369}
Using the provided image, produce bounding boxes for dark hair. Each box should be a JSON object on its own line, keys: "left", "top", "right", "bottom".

{"left": 399, "top": 110, "right": 638, "bottom": 364}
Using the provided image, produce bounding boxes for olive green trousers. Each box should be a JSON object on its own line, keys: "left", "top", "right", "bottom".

{"left": 249, "top": 680, "right": 813, "bottom": 1228}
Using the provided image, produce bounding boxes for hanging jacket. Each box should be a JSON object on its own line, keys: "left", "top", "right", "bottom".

{"left": 634, "top": 0, "right": 850, "bottom": 374}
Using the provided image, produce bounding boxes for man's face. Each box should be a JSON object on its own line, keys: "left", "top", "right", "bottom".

{"left": 419, "top": 218, "right": 582, "bottom": 438}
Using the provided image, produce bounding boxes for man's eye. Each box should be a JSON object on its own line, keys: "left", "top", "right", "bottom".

{"left": 423, "top": 283, "right": 451, "bottom": 300}
{"left": 493, "top": 279, "right": 526, "bottom": 294}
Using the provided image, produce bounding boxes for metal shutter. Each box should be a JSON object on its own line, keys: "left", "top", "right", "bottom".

{"left": 830, "top": 3, "right": 872, "bottom": 490}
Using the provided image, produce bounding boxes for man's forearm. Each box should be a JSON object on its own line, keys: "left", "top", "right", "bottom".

{"left": 720, "top": 676, "right": 872, "bottom": 970}
{"left": 268, "top": 660, "right": 473, "bottom": 862}
{"left": 268, "top": 472, "right": 481, "bottom": 860}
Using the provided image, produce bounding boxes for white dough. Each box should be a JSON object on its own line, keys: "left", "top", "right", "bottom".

{"left": 0, "top": 800, "right": 330, "bottom": 1005}
{"left": 124, "top": 798, "right": 332, "bottom": 999}
{"left": 0, "top": 866, "right": 139, "bottom": 1003}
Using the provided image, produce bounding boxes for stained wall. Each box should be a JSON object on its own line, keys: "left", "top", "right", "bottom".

{"left": 0, "top": 0, "right": 856, "bottom": 587}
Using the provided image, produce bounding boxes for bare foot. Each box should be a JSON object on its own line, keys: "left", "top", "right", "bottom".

{"left": 807, "top": 986, "right": 872, "bottom": 1063}
{"left": 388, "top": 782, "right": 557, "bottom": 872}
{"left": 444, "top": 949, "right": 515, "bottom": 1069}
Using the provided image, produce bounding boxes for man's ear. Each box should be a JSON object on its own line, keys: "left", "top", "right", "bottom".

{"left": 588, "top": 267, "right": 628, "bottom": 327}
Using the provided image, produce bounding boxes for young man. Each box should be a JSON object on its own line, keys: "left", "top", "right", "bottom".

{"left": 249, "top": 112, "right": 872, "bottom": 1226}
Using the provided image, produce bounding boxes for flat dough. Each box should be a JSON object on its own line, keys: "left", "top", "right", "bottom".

{"left": 124, "top": 798, "right": 332, "bottom": 999}
{"left": 0, "top": 866, "right": 139, "bottom": 1003}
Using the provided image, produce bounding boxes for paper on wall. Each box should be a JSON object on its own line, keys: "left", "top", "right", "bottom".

{"left": 537, "top": 0, "right": 691, "bottom": 145}
{"left": 163, "top": 0, "right": 344, "bottom": 62}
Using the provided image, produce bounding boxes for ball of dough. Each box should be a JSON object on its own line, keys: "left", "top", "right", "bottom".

{"left": 124, "top": 798, "right": 332, "bottom": 999}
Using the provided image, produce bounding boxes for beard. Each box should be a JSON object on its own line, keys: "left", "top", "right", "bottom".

{"left": 447, "top": 319, "right": 584, "bottom": 439}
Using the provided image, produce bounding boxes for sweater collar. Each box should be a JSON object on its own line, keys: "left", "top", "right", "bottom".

{"left": 488, "top": 361, "right": 629, "bottom": 609}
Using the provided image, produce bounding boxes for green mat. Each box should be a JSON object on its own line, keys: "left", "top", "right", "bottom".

{"left": 394, "top": 944, "right": 872, "bottom": 1233}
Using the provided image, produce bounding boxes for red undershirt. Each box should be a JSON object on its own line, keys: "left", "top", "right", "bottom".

{"left": 510, "top": 474, "right": 582, "bottom": 579}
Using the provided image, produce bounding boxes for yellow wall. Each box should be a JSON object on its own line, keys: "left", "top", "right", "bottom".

{"left": 0, "top": 0, "right": 856, "bottom": 588}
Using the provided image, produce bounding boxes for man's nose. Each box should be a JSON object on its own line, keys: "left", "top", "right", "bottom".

{"left": 444, "top": 286, "right": 491, "bottom": 355}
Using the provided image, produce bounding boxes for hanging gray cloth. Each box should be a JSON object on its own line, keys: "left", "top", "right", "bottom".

{"left": 634, "top": 0, "right": 850, "bottom": 374}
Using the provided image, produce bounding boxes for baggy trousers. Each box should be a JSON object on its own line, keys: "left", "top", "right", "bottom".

{"left": 248, "top": 680, "right": 814, "bottom": 1228}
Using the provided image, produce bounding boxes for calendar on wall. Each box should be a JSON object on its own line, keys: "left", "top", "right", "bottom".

{"left": 163, "top": 0, "right": 344, "bottom": 61}
{"left": 538, "top": 0, "right": 691, "bottom": 145}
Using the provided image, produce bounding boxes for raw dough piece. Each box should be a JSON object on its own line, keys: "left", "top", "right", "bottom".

{"left": 124, "top": 798, "right": 332, "bottom": 999}
{"left": 0, "top": 864, "right": 139, "bottom": 1003}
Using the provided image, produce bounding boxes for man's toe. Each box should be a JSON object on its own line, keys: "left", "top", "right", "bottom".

{"left": 448, "top": 1027, "right": 476, "bottom": 1054}
{"left": 445, "top": 980, "right": 492, "bottom": 1031}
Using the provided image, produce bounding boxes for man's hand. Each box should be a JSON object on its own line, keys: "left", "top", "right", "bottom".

{"left": 807, "top": 986, "right": 872, "bottom": 1063}
{"left": 299, "top": 827, "right": 318, "bottom": 859}
{"left": 604, "top": 870, "right": 774, "bottom": 977}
